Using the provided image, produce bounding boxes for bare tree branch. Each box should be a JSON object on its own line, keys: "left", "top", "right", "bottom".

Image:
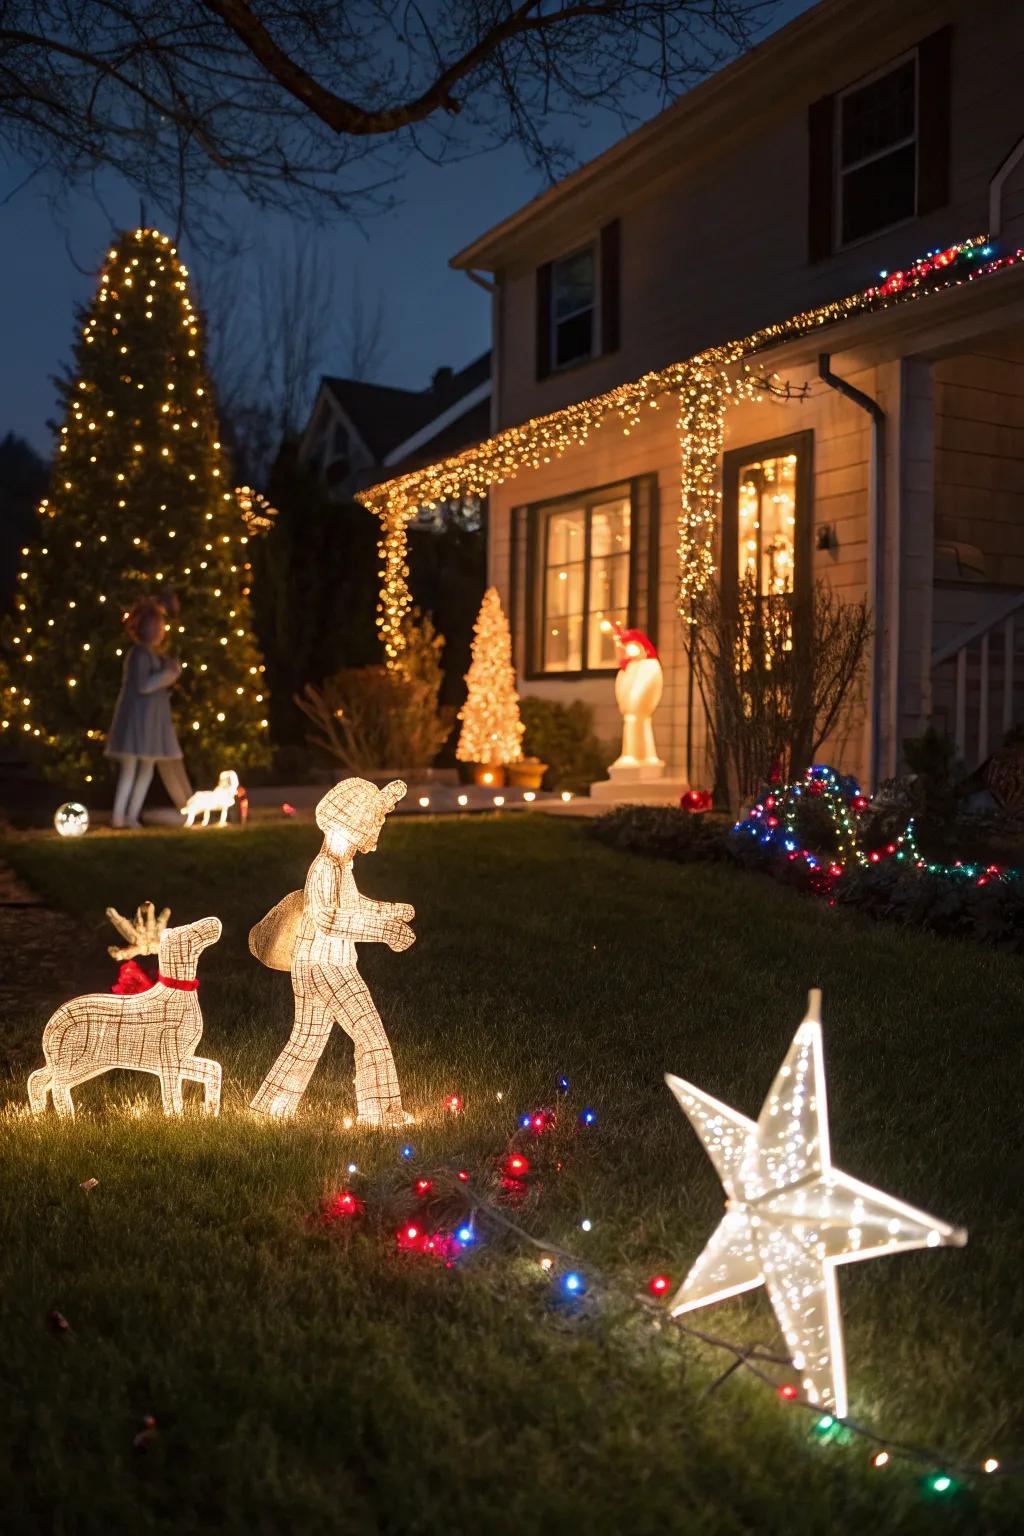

{"left": 0, "top": 2, "right": 775, "bottom": 236}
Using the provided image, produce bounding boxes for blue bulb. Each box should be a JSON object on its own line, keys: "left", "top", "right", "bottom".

{"left": 580, "top": 1107, "right": 596, "bottom": 1126}
{"left": 456, "top": 1225, "right": 475, "bottom": 1244}
{"left": 557, "top": 1075, "right": 570, "bottom": 1094}
{"left": 562, "top": 1271, "right": 585, "bottom": 1295}
{"left": 519, "top": 1113, "right": 532, "bottom": 1129}
{"left": 400, "top": 1144, "right": 414, "bottom": 1160}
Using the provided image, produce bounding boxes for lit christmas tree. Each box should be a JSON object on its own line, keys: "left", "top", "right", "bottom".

{"left": 0, "top": 227, "right": 269, "bottom": 785}
{"left": 456, "top": 587, "right": 524, "bottom": 768}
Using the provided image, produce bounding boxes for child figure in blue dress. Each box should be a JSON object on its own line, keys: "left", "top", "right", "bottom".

{"left": 106, "top": 596, "right": 192, "bottom": 828}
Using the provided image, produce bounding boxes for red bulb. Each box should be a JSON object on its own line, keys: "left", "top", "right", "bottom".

{"left": 505, "top": 1153, "right": 529, "bottom": 1176}
{"left": 415, "top": 1178, "right": 433, "bottom": 1196}
{"left": 323, "top": 1190, "right": 363, "bottom": 1220}
{"left": 648, "top": 1274, "right": 671, "bottom": 1296}
{"left": 446, "top": 1094, "right": 463, "bottom": 1114}
{"left": 457, "top": 1170, "right": 470, "bottom": 1182}
{"left": 777, "top": 1384, "right": 798, "bottom": 1401}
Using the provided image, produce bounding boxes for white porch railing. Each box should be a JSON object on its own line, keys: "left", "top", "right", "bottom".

{"left": 931, "top": 591, "right": 1024, "bottom": 768}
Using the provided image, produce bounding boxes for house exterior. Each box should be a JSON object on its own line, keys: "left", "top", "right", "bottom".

{"left": 365, "top": 0, "right": 1024, "bottom": 793}
{"left": 299, "top": 353, "right": 490, "bottom": 513}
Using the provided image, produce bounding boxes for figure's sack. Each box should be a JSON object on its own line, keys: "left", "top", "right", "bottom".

{"left": 249, "top": 889, "right": 304, "bottom": 971}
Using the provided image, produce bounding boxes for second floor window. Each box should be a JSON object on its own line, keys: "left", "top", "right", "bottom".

{"left": 837, "top": 56, "right": 917, "bottom": 245}
{"left": 551, "top": 246, "right": 597, "bottom": 369}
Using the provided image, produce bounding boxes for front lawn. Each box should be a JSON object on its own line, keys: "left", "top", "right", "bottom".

{"left": 0, "top": 817, "right": 1021, "bottom": 1534}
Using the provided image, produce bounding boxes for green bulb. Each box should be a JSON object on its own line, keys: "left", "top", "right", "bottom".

{"left": 928, "top": 1474, "right": 953, "bottom": 1494}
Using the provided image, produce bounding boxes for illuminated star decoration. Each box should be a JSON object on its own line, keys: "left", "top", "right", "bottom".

{"left": 665, "top": 989, "right": 966, "bottom": 1417}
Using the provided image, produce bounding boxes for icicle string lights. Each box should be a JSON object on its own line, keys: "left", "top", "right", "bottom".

{"left": 357, "top": 236, "right": 1016, "bottom": 660}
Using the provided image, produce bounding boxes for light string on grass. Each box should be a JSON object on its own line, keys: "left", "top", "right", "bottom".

{"left": 357, "top": 236, "right": 1016, "bottom": 663}
{"left": 316, "top": 1081, "right": 1014, "bottom": 1497}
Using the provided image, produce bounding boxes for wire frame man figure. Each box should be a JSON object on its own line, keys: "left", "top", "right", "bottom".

{"left": 249, "top": 777, "right": 413, "bottom": 1124}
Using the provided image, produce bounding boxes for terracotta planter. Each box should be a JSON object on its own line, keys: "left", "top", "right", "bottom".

{"left": 505, "top": 759, "right": 548, "bottom": 791}
{"left": 471, "top": 764, "right": 506, "bottom": 788}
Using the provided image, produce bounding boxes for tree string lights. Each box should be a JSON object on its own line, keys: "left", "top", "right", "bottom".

{"left": 358, "top": 236, "right": 1016, "bottom": 660}
{"left": 0, "top": 227, "right": 269, "bottom": 780}
{"left": 456, "top": 587, "right": 525, "bottom": 770}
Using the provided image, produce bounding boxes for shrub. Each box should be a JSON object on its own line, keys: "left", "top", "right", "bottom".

{"left": 588, "top": 805, "right": 730, "bottom": 863}
{"left": 687, "top": 575, "right": 870, "bottom": 807}
{"left": 520, "top": 698, "right": 614, "bottom": 791}
{"left": 295, "top": 611, "right": 454, "bottom": 772}
{"left": 834, "top": 862, "right": 1024, "bottom": 950}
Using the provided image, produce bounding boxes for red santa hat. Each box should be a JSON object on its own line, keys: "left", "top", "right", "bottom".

{"left": 610, "top": 622, "right": 659, "bottom": 668}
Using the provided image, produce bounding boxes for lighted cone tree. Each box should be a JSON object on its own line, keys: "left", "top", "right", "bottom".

{"left": 0, "top": 228, "right": 268, "bottom": 782}
{"left": 456, "top": 587, "right": 524, "bottom": 770}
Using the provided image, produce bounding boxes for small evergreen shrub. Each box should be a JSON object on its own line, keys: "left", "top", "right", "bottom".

{"left": 520, "top": 698, "right": 614, "bottom": 791}
{"left": 588, "top": 805, "right": 730, "bottom": 863}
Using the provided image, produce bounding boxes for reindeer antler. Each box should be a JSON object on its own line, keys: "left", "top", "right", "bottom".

{"left": 106, "top": 900, "right": 171, "bottom": 960}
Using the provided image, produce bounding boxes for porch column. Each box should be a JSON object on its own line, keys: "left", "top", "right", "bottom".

{"left": 879, "top": 357, "right": 935, "bottom": 778}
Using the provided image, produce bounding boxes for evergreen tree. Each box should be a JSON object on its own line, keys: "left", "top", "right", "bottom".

{"left": 456, "top": 587, "right": 524, "bottom": 768}
{"left": 0, "top": 228, "right": 269, "bottom": 785}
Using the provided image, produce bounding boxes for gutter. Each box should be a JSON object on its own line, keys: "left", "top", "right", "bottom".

{"left": 817, "top": 354, "right": 886, "bottom": 790}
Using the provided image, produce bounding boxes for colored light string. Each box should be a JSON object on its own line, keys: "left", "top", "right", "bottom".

{"left": 318, "top": 1078, "right": 1014, "bottom": 1493}
{"left": 733, "top": 763, "right": 1024, "bottom": 891}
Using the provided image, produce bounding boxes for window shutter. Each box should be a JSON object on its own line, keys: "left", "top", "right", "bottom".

{"left": 600, "top": 219, "right": 621, "bottom": 355}
{"left": 807, "top": 94, "right": 835, "bottom": 262}
{"left": 509, "top": 504, "right": 527, "bottom": 669}
{"left": 917, "top": 26, "right": 952, "bottom": 215}
{"left": 535, "top": 262, "right": 552, "bottom": 380}
{"left": 630, "top": 474, "right": 660, "bottom": 643}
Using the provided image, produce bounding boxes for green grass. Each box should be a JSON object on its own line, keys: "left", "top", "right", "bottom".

{"left": 1, "top": 817, "right": 1022, "bottom": 1534}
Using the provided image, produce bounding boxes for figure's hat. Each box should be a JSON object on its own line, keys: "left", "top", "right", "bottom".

{"left": 315, "top": 777, "right": 407, "bottom": 838}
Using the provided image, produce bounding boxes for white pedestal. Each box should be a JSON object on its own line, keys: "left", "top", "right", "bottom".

{"left": 589, "top": 771, "right": 683, "bottom": 807}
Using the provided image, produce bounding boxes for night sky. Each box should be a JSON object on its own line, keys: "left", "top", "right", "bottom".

{"left": 0, "top": 2, "right": 811, "bottom": 458}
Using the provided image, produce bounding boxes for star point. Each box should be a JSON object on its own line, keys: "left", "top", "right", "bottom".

{"left": 666, "top": 989, "right": 965, "bottom": 1417}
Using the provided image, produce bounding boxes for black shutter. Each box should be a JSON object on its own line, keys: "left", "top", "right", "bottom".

{"left": 600, "top": 219, "right": 621, "bottom": 355}
{"left": 917, "top": 26, "right": 952, "bottom": 215}
{"left": 807, "top": 94, "right": 835, "bottom": 262}
{"left": 509, "top": 504, "right": 526, "bottom": 670}
{"left": 535, "top": 262, "right": 552, "bottom": 380}
{"left": 629, "top": 474, "right": 660, "bottom": 644}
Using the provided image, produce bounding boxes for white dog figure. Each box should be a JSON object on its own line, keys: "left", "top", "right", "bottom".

{"left": 181, "top": 769, "right": 240, "bottom": 827}
{"left": 27, "top": 917, "right": 223, "bottom": 1117}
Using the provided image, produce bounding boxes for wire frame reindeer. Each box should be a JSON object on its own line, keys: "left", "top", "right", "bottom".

{"left": 28, "top": 917, "right": 223, "bottom": 1118}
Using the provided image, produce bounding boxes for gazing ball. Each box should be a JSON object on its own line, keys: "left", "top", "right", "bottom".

{"left": 54, "top": 802, "right": 89, "bottom": 838}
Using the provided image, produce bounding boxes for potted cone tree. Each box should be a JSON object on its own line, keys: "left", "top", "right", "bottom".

{"left": 456, "top": 588, "right": 545, "bottom": 787}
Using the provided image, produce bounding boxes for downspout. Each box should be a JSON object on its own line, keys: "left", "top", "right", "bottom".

{"left": 817, "top": 354, "right": 886, "bottom": 790}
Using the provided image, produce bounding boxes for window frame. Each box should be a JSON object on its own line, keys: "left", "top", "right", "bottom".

{"left": 720, "top": 430, "right": 814, "bottom": 640}
{"left": 549, "top": 241, "right": 600, "bottom": 372}
{"left": 834, "top": 49, "right": 919, "bottom": 250}
{"left": 525, "top": 477, "right": 646, "bottom": 680}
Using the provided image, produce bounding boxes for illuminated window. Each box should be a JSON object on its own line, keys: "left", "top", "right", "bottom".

{"left": 737, "top": 453, "right": 798, "bottom": 601}
{"left": 551, "top": 246, "right": 596, "bottom": 369}
{"left": 837, "top": 57, "right": 917, "bottom": 245}
{"left": 533, "top": 489, "right": 634, "bottom": 674}
{"left": 722, "top": 433, "right": 812, "bottom": 657}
